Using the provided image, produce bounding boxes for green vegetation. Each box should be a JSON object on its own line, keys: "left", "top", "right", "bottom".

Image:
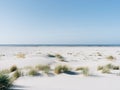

{"left": 97, "top": 66, "right": 104, "bottom": 71}
{"left": 47, "top": 54, "right": 56, "bottom": 58}
{"left": 82, "top": 67, "right": 89, "bottom": 76}
{"left": 97, "top": 52, "right": 102, "bottom": 56}
{"left": 106, "top": 56, "right": 115, "bottom": 61}
{"left": 54, "top": 65, "right": 69, "bottom": 74}
{"left": 16, "top": 53, "right": 26, "bottom": 59}
{"left": 12, "top": 70, "right": 21, "bottom": 80}
{"left": 97, "top": 64, "right": 119, "bottom": 74}
{"left": 35, "top": 64, "right": 50, "bottom": 74}
{"left": 10, "top": 65, "right": 18, "bottom": 72}
{"left": 76, "top": 67, "right": 89, "bottom": 76}
{"left": 23, "top": 66, "right": 33, "bottom": 70}
{"left": 28, "top": 69, "right": 38, "bottom": 76}
{"left": 55, "top": 54, "right": 65, "bottom": 61}
{"left": 0, "top": 69, "right": 10, "bottom": 75}
{"left": 76, "top": 67, "right": 84, "bottom": 71}
{"left": 102, "top": 67, "right": 110, "bottom": 73}
{"left": 0, "top": 74, "right": 12, "bottom": 90}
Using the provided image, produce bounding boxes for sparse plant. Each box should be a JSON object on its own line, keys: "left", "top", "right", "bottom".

{"left": 12, "top": 70, "right": 21, "bottom": 80}
{"left": 106, "top": 56, "right": 115, "bottom": 61}
{"left": 54, "top": 65, "right": 63, "bottom": 74}
{"left": 43, "top": 65, "right": 50, "bottom": 74}
{"left": 76, "top": 67, "right": 89, "bottom": 76}
{"left": 97, "top": 66, "right": 103, "bottom": 71}
{"left": 98, "top": 64, "right": 119, "bottom": 74}
{"left": 62, "top": 65, "right": 69, "bottom": 72}
{"left": 28, "top": 69, "right": 38, "bottom": 76}
{"left": 47, "top": 54, "right": 56, "bottom": 58}
{"left": 55, "top": 54, "right": 65, "bottom": 61}
{"left": 23, "top": 66, "right": 33, "bottom": 70}
{"left": 0, "top": 69, "right": 10, "bottom": 75}
{"left": 106, "top": 64, "right": 114, "bottom": 69}
{"left": 82, "top": 67, "right": 89, "bottom": 76}
{"left": 102, "top": 67, "right": 110, "bottom": 73}
{"left": 112, "top": 66, "right": 119, "bottom": 70}
{"left": 54, "top": 65, "right": 69, "bottom": 74}
{"left": 76, "top": 67, "right": 84, "bottom": 71}
{"left": 0, "top": 73, "right": 12, "bottom": 90}
{"left": 35, "top": 64, "right": 50, "bottom": 73}
{"left": 97, "top": 52, "right": 102, "bottom": 56}
{"left": 16, "top": 53, "right": 26, "bottom": 59}
{"left": 55, "top": 54, "right": 64, "bottom": 59}
{"left": 10, "top": 65, "right": 18, "bottom": 72}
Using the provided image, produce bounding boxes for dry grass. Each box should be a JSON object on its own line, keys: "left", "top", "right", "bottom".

{"left": 82, "top": 67, "right": 89, "bottom": 76}
{"left": 28, "top": 69, "right": 38, "bottom": 76}
{"left": 76, "top": 67, "right": 89, "bottom": 76}
{"left": 97, "top": 52, "right": 102, "bottom": 56}
{"left": 55, "top": 54, "right": 65, "bottom": 62}
{"left": 0, "top": 69, "right": 10, "bottom": 75}
{"left": 35, "top": 64, "right": 50, "bottom": 74}
{"left": 102, "top": 67, "right": 110, "bottom": 73}
{"left": 12, "top": 70, "right": 21, "bottom": 80}
{"left": 97, "top": 64, "right": 119, "bottom": 74}
{"left": 47, "top": 54, "right": 56, "bottom": 58}
{"left": 16, "top": 53, "right": 26, "bottom": 59}
{"left": 106, "top": 56, "right": 116, "bottom": 61}
{"left": 54, "top": 65, "right": 69, "bottom": 74}
{"left": 76, "top": 67, "right": 85, "bottom": 71}
{"left": 10, "top": 65, "right": 18, "bottom": 72}
{"left": 97, "top": 66, "right": 104, "bottom": 71}
{"left": 23, "top": 66, "right": 33, "bottom": 70}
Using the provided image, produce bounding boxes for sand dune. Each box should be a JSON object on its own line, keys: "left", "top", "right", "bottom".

{"left": 0, "top": 46, "right": 120, "bottom": 90}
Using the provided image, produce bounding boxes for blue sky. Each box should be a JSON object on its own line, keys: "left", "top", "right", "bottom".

{"left": 0, "top": 0, "right": 120, "bottom": 44}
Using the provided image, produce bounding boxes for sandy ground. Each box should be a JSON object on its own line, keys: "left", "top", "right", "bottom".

{"left": 0, "top": 46, "right": 120, "bottom": 90}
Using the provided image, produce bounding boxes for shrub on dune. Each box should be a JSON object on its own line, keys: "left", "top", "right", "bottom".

{"left": 76, "top": 67, "right": 89, "bottom": 76}
{"left": 97, "top": 52, "right": 102, "bottom": 56}
{"left": 102, "top": 67, "right": 110, "bottom": 73}
{"left": 10, "top": 65, "right": 18, "bottom": 72}
{"left": 0, "top": 69, "right": 10, "bottom": 75}
{"left": 55, "top": 54, "right": 64, "bottom": 59}
{"left": 23, "top": 66, "right": 33, "bottom": 70}
{"left": 97, "top": 66, "right": 104, "bottom": 71}
{"left": 76, "top": 67, "right": 84, "bottom": 71}
{"left": 54, "top": 65, "right": 69, "bottom": 74}
{"left": 28, "top": 69, "right": 38, "bottom": 76}
{"left": 98, "top": 64, "right": 119, "bottom": 74}
{"left": 55, "top": 54, "right": 66, "bottom": 61}
{"left": 106, "top": 64, "right": 114, "bottom": 69}
{"left": 47, "top": 54, "right": 56, "bottom": 58}
{"left": 112, "top": 66, "right": 119, "bottom": 70}
{"left": 16, "top": 53, "right": 26, "bottom": 59}
{"left": 0, "top": 73, "right": 12, "bottom": 90}
{"left": 82, "top": 67, "right": 89, "bottom": 76}
{"left": 35, "top": 64, "right": 50, "bottom": 74}
{"left": 12, "top": 70, "right": 21, "bottom": 80}
{"left": 106, "top": 56, "right": 116, "bottom": 61}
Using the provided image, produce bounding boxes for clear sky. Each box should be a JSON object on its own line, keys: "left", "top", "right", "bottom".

{"left": 0, "top": 0, "right": 120, "bottom": 44}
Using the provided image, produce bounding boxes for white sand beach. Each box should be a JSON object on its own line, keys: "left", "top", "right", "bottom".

{"left": 0, "top": 46, "right": 120, "bottom": 90}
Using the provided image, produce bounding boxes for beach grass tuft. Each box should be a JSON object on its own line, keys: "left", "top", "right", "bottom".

{"left": 28, "top": 69, "right": 38, "bottom": 76}
{"left": 0, "top": 73, "right": 12, "bottom": 90}
{"left": 54, "top": 65, "right": 69, "bottom": 74}
{"left": 10, "top": 65, "right": 18, "bottom": 72}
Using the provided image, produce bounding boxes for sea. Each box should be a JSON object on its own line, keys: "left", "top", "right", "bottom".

{"left": 0, "top": 44, "right": 119, "bottom": 47}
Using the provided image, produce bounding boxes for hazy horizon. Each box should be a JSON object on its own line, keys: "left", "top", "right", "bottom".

{"left": 0, "top": 0, "right": 120, "bottom": 44}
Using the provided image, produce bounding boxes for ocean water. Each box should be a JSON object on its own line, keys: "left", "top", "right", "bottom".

{"left": 0, "top": 44, "right": 120, "bottom": 47}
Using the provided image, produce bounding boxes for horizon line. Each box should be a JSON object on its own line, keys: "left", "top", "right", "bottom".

{"left": 0, "top": 44, "right": 120, "bottom": 47}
